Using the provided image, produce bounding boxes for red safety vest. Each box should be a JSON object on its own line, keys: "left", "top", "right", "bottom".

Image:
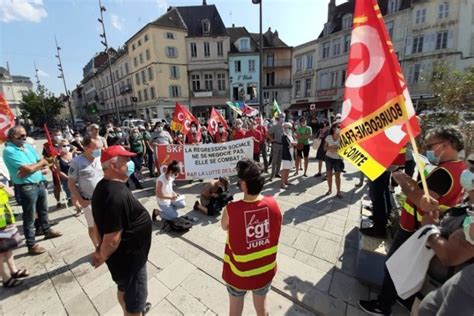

{"left": 400, "top": 160, "right": 466, "bottom": 231}
{"left": 222, "top": 196, "right": 282, "bottom": 290}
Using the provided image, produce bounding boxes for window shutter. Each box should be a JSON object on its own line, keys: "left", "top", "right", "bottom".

{"left": 405, "top": 37, "right": 413, "bottom": 55}
{"left": 447, "top": 30, "right": 454, "bottom": 49}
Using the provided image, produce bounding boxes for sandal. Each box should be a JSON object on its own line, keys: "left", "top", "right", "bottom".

{"left": 336, "top": 192, "right": 343, "bottom": 199}
{"left": 324, "top": 191, "right": 332, "bottom": 196}
{"left": 11, "top": 269, "right": 30, "bottom": 278}
{"left": 3, "top": 277, "right": 23, "bottom": 288}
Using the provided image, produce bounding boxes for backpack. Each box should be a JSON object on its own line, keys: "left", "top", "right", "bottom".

{"left": 166, "top": 217, "right": 192, "bottom": 233}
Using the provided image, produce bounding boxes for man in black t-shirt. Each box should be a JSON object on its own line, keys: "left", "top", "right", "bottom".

{"left": 91, "top": 145, "right": 152, "bottom": 315}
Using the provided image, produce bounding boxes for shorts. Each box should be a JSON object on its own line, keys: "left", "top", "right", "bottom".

{"left": 325, "top": 157, "right": 343, "bottom": 173}
{"left": 281, "top": 159, "right": 294, "bottom": 170}
{"left": 226, "top": 283, "right": 272, "bottom": 297}
{"left": 83, "top": 204, "right": 95, "bottom": 228}
{"left": 115, "top": 264, "right": 148, "bottom": 314}
{"left": 297, "top": 144, "right": 310, "bottom": 158}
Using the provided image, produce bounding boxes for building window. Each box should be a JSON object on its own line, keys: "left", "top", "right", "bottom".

{"left": 322, "top": 42, "right": 330, "bottom": 58}
{"left": 191, "top": 74, "right": 200, "bottom": 91}
{"left": 141, "top": 70, "right": 146, "bottom": 83}
{"left": 412, "top": 35, "right": 424, "bottom": 53}
{"left": 341, "top": 70, "right": 346, "bottom": 87}
{"left": 115, "top": 70, "right": 119, "bottom": 80}
{"left": 204, "top": 74, "right": 213, "bottom": 90}
{"left": 408, "top": 64, "right": 422, "bottom": 84}
{"left": 305, "top": 78, "right": 311, "bottom": 97}
{"left": 439, "top": 2, "right": 449, "bottom": 19}
{"left": 146, "top": 49, "right": 151, "bottom": 61}
{"left": 166, "top": 32, "right": 175, "bottom": 39}
{"left": 296, "top": 56, "right": 303, "bottom": 72}
{"left": 343, "top": 34, "right": 351, "bottom": 53}
{"left": 323, "top": 23, "right": 331, "bottom": 37}
{"left": 202, "top": 19, "right": 210, "bottom": 33}
{"left": 170, "top": 86, "right": 180, "bottom": 98}
{"left": 217, "top": 74, "right": 226, "bottom": 91}
{"left": 266, "top": 72, "right": 275, "bottom": 86}
{"left": 135, "top": 73, "right": 140, "bottom": 85}
{"left": 217, "top": 41, "right": 224, "bottom": 56}
{"left": 330, "top": 72, "right": 339, "bottom": 88}
{"left": 166, "top": 47, "right": 177, "bottom": 58}
{"left": 170, "top": 65, "right": 179, "bottom": 79}
{"left": 138, "top": 39, "right": 142, "bottom": 46}
{"left": 132, "top": 44, "right": 136, "bottom": 51}
{"left": 204, "top": 42, "right": 210, "bottom": 57}
{"left": 387, "top": 0, "right": 401, "bottom": 14}
{"left": 148, "top": 67, "right": 153, "bottom": 81}
{"left": 248, "top": 60, "right": 255, "bottom": 72}
{"left": 267, "top": 54, "right": 274, "bottom": 67}
{"left": 234, "top": 60, "right": 241, "bottom": 72}
{"left": 342, "top": 14, "right": 352, "bottom": 30}
{"left": 144, "top": 34, "right": 149, "bottom": 42}
{"left": 138, "top": 90, "right": 142, "bottom": 102}
{"left": 306, "top": 54, "right": 314, "bottom": 69}
{"left": 190, "top": 43, "right": 197, "bottom": 58}
{"left": 386, "top": 21, "right": 394, "bottom": 39}
{"left": 415, "top": 8, "right": 427, "bottom": 24}
{"left": 240, "top": 38, "right": 250, "bottom": 52}
{"left": 332, "top": 39, "right": 341, "bottom": 56}
{"left": 143, "top": 88, "right": 148, "bottom": 101}
{"left": 139, "top": 53, "right": 143, "bottom": 64}
{"left": 295, "top": 80, "right": 301, "bottom": 98}
{"left": 436, "top": 31, "right": 448, "bottom": 49}
{"left": 134, "top": 57, "right": 138, "bottom": 67}
{"left": 150, "top": 87, "right": 155, "bottom": 99}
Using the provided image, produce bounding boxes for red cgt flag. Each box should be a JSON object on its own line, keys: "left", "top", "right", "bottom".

{"left": 170, "top": 103, "right": 200, "bottom": 135}
{"left": 338, "top": 0, "right": 420, "bottom": 180}
{"left": 0, "top": 94, "right": 15, "bottom": 143}
{"left": 208, "top": 107, "right": 228, "bottom": 136}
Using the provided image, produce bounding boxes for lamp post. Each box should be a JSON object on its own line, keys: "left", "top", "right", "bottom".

{"left": 252, "top": 0, "right": 264, "bottom": 115}
{"left": 97, "top": 0, "right": 120, "bottom": 123}
{"left": 34, "top": 62, "right": 48, "bottom": 125}
{"left": 55, "top": 36, "right": 76, "bottom": 129}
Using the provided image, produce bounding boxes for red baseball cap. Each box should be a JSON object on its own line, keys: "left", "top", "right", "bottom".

{"left": 100, "top": 145, "right": 136, "bottom": 163}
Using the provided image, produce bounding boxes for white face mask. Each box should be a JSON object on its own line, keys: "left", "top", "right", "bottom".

{"left": 61, "top": 146, "right": 70, "bottom": 153}
{"left": 463, "top": 213, "right": 474, "bottom": 245}
{"left": 219, "top": 128, "right": 224, "bottom": 132}
{"left": 156, "top": 127, "right": 163, "bottom": 132}
{"left": 191, "top": 127, "right": 196, "bottom": 133}
{"left": 54, "top": 135, "right": 63, "bottom": 142}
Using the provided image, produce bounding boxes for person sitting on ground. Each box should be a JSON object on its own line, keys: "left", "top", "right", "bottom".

{"left": 221, "top": 159, "right": 282, "bottom": 316}
{"left": 194, "top": 177, "right": 231, "bottom": 216}
{"left": 153, "top": 160, "right": 186, "bottom": 222}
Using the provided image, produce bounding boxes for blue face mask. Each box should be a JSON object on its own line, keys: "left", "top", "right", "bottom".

{"left": 460, "top": 169, "right": 474, "bottom": 191}
{"left": 92, "top": 149, "right": 102, "bottom": 158}
{"left": 126, "top": 160, "right": 135, "bottom": 177}
{"left": 426, "top": 150, "right": 440, "bottom": 165}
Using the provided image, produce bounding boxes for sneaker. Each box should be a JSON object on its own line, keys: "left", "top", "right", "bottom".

{"left": 28, "top": 244, "right": 47, "bottom": 255}
{"left": 359, "top": 226, "right": 386, "bottom": 238}
{"left": 359, "top": 300, "right": 391, "bottom": 315}
{"left": 44, "top": 229, "right": 63, "bottom": 240}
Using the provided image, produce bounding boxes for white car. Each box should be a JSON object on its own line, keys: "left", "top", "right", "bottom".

{"left": 122, "top": 119, "right": 145, "bottom": 130}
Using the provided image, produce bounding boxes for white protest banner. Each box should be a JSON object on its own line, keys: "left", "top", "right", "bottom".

{"left": 184, "top": 138, "right": 253, "bottom": 180}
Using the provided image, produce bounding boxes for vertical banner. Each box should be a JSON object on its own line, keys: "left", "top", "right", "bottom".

{"left": 208, "top": 107, "right": 228, "bottom": 136}
{"left": 156, "top": 138, "right": 254, "bottom": 180}
{"left": 337, "top": 0, "right": 420, "bottom": 180}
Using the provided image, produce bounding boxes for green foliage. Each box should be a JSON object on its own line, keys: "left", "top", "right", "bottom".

{"left": 20, "top": 85, "right": 63, "bottom": 127}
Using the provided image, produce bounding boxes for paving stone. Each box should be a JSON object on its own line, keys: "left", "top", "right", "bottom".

{"left": 166, "top": 286, "right": 208, "bottom": 315}
{"left": 329, "top": 271, "right": 370, "bottom": 305}
{"left": 313, "top": 237, "right": 342, "bottom": 264}
{"left": 91, "top": 284, "right": 121, "bottom": 314}
{"left": 346, "top": 304, "right": 367, "bottom": 316}
{"left": 147, "top": 277, "right": 171, "bottom": 306}
{"left": 82, "top": 269, "right": 116, "bottom": 299}
{"left": 303, "top": 287, "right": 347, "bottom": 316}
{"left": 46, "top": 260, "right": 84, "bottom": 304}
{"left": 279, "top": 225, "right": 301, "bottom": 246}
{"left": 292, "top": 230, "right": 318, "bottom": 254}
{"left": 323, "top": 217, "right": 346, "bottom": 235}
{"left": 148, "top": 298, "right": 182, "bottom": 315}
{"left": 308, "top": 226, "right": 343, "bottom": 243}
{"left": 304, "top": 215, "right": 327, "bottom": 229}
{"left": 64, "top": 292, "right": 99, "bottom": 316}
{"left": 294, "top": 250, "right": 335, "bottom": 273}
{"left": 156, "top": 257, "right": 197, "bottom": 290}
{"left": 278, "top": 243, "right": 297, "bottom": 257}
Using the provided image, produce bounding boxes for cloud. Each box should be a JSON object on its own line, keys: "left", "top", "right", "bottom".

{"left": 36, "top": 69, "right": 49, "bottom": 78}
{"left": 0, "top": 0, "right": 48, "bottom": 23}
{"left": 110, "top": 13, "right": 123, "bottom": 31}
{"left": 156, "top": 0, "right": 168, "bottom": 11}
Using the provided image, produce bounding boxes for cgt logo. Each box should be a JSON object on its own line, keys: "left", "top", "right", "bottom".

{"left": 244, "top": 207, "right": 270, "bottom": 250}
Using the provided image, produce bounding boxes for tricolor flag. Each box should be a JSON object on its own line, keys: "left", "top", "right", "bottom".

{"left": 170, "top": 103, "right": 200, "bottom": 135}
{"left": 208, "top": 107, "right": 228, "bottom": 136}
{"left": 226, "top": 101, "right": 259, "bottom": 117}
{"left": 337, "top": 0, "right": 420, "bottom": 180}
{"left": 0, "top": 94, "right": 15, "bottom": 143}
{"left": 272, "top": 100, "right": 282, "bottom": 118}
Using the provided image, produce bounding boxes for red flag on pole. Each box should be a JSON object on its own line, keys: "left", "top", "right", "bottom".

{"left": 43, "top": 123, "right": 60, "bottom": 157}
{"left": 0, "top": 94, "right": 15, "bottom": 143}
{"left": 170, "top": 103, "right": 200, "bottom": 136}
{"left": 208, "top": 107, "right": 228, "bottom": 136}
{"left": 338, "top": 0, "right": 420, "bottom": 180}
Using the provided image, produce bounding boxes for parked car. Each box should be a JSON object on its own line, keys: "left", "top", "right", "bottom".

{"left": 122, "top": 119, "right": 145, "bottom": 130}
{"left": 150, "top": 118, "right": 169, "bottom": 126}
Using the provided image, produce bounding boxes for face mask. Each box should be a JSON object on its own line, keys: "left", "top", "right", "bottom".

{"left": 191, "top": 127, "right": 196, "bottom": 133}
{"left": 116, "top": 132, "right": 123, "bottom": 138}
{"left": 54, "top": 135, "right": 63, "bottom": 142}
{"left": 301, "top": 122, "right": 306, "bottom": 126}
{"left": 170, "top": 174, "right": 176, "bottom": 181}
{"left": 14, "top": 138, "right": 26, "bottom": 147}
{"left": 202, "top": 131, "right": 207, "bottom": 136}
{"left": 335, "top": 128, "right": 340, "bottom": 134}
{"left": 460, "top": 169, "right": 474, "bottom": 191}
{"left": 462, "top": 213, "right": 474, "bottom": 245}
{"left": 156, "top": 127, "right": 163, "bottom": 132}
{"left": 219, "top": 128, "right": 224, "bottom": 132}
{"left": 132, "top": 133, "right": 139, "bottom": 138}
{"left": 75, "top": 137, "right": 81, "bottom": 142}
{"left": 61, "top": 146, "right": 70, "bottom": 153}
{"left": 126, "top": 160, "right": 135, "bottom": 177}
{"left": 92, "top": 149, "right": 102, "bottom": 158}
{"left": 236, "top": 124, "right": 242, "bottom": 129}
{"left": 252, "top": 125, "right": 257, "bottom": 130}
{"left": 286, "top": 128, "right": 292, "bottom": 134}
{"left": 426, "top": 150, "right": 440, "bottom": 165}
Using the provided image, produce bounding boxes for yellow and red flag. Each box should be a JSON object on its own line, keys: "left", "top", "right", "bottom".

{"left": 170, "top": 103, "right": 200, "bottom": 135}
{"left": 338, "top": 0, "right": 420, "bottom": 180}
{"left": 0, "top": 94, "right": 15, "bottom": 143}
{"left": 208, "top": 107, "right": 228, "bottom": 136}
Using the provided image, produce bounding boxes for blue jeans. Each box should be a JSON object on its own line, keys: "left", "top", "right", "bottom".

{"left": 18, "top": 182, "right": 50, "bottom": 248}
{"left": 61, "top": 179, "right": 71, "bottom": 199}
{"left": 158, "top": 200, "right": 186, "bottom": 221}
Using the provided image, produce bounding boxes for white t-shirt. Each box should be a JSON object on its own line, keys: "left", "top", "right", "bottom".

{"left": 325, "top": 135, "right": 341, "bottom": 160}
{"left": 156, "top": 174, "right": 173, "bottom": 206}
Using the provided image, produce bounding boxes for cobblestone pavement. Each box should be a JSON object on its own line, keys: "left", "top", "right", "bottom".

{"left": 0, "top": 142, "right": 409, "bottom": 315}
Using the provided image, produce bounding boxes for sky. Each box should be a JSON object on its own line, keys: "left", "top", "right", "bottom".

{"left": 0, "top": 0, "right": 347, "bottom": 95}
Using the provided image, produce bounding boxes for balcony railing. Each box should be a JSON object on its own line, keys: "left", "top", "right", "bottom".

{"left": 263, "top": 80, "right": 292, "bottom": 88}
{"left": 264, "top": 59, "right": 292, "bottom": 68}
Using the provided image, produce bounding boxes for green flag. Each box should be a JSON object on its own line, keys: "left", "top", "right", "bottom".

{"left": 272, "top": 100, "right": 282, "bottom": 118}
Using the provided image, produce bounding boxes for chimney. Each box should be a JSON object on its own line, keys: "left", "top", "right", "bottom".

{"left": 203, "top": 0, "right": 207, "bottom": 5}
{"left": 232, "top": 23, "right": 235, "bottom": 27}
{"left": 267, "top": 27, "right": 271, "bottom": 33}
{"left": 328, "top": 0, "right": 336, "bottom": 22}
{"left": 274, "top": 29, "right": 278, "bottom": 38}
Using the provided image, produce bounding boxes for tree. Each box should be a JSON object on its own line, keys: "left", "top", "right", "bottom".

{"left": 20, "top": 85, "right": 63, "bottom": 127}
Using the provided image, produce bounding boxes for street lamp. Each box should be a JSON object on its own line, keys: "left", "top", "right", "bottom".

{"left": 97, "top": 0, "right": 120, "bottom": 123}
{"left": 55, "top": 36, "right": 76, "bottom": 129}
{"left": 252, "top": 0, "right": 264, "bottom": 115}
